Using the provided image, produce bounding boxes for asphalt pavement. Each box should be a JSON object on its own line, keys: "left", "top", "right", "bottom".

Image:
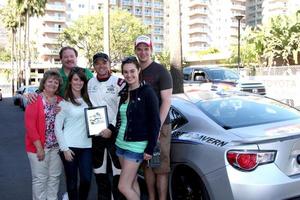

{"left": 0, "top": 97, "right": 97, "bottom": 200}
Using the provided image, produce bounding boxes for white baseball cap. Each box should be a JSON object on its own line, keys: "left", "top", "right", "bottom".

{"left": 135, "top": 35, "right": 152, "bottom": 48}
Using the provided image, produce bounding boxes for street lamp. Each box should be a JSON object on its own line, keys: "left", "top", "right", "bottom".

{"left": 235, "top": 15, "right": 244, "bottom": 72}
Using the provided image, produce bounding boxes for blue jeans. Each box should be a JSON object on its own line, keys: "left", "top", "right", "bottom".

{"left": 115, "top": 146, "right": 144, "bottom": 163}
{"left": 61, "top": 148, "right": 92, "bottom": 200}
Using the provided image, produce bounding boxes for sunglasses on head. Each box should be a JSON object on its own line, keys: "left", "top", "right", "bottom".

{"left": 122, "top": 56, "right": 138, "bottom": 64}
{"left": 71, "top": 67, "right": 84, "bottom": 73}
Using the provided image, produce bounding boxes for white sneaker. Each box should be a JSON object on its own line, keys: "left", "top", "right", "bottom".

{"left": 62, "top": 192, "right": 69, "bottom": 200}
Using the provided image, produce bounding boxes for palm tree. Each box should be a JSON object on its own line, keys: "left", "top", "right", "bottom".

{"left": 0, "top": 0, "right": 23, "bottom": 92}
{"left": 167, "top": 0, "right": 183, "bottom": 93}
{"left": 16, "top": 0, "right": 47, "bottom": 85}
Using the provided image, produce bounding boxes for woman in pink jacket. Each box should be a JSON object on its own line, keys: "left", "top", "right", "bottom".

{"left": 25, "top": 70, "right": 63, "bottom": 200}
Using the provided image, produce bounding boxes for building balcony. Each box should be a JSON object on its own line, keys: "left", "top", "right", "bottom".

{"left": 144, "top": 20, "right": 152, "bottom": 25}
{"left": 154, "top": 13, "right": 163, "bottom": 17}
{"left": 134, "top": 11, "right": 142, "bottom": 16}
{"left": 134, "top": 2, "right": 143, "bottom": 6}
{"left": 45, "top": 3, "right": 65, "bottom": 12}
{"left": 189, "top": 27, "right": 208, "bottom": 34}
{"left": 43, "top": 27, "right": 64, "bottom": 33}
{"left": 144, "top": 12, "right": 152, "bottom": 16}
{"left": 153, "top": 3, "right": 163, "bottom": 8}
{"left": 42, "top": 37, "right": 59, "bottom": 45}
{"left": 153, "top": 31, "right": 163, "bottom": 35}
{"left": 189, "top": 0, "right": 209, "bottom": 8}
{"left": 41, "top": 48, "right": 60, "bottom": 56}
{"left": 154, "top": 21, "right": 163, "bottom": 26}
{"left": 43, "top": 15, "right": 66, "bottom": 23}
{"left": 189, "top": 36, "right": 207, "bottom": 43}
{"left": 190, "top": 8, "right": 208, "bottom": 17}
{"left": 189, "top": 17, "right": 208, "bottom": 25}
{"left": 231, "top": 4, "right": 245, "bottom": 11}
{"left": 144, "top": 2, "right": 152, "bottom": 7}
{"left": 122, "top": 0, "right": 133, "bottom": 6}
{"left": 153, "top": 38, "right": 163, "bottom": 43}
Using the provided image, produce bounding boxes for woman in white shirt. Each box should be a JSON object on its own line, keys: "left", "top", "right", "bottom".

{"left": 55, "top": 67, "right": 93, "bottom": 200}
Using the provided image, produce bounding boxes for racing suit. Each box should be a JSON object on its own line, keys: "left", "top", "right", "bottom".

{"left": 88, "top": 75, "right": 125, "bottom": 200}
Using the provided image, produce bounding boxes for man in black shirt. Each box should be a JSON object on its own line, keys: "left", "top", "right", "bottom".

{"left": 134, "top": 35, "right": 173, "bottom": 200}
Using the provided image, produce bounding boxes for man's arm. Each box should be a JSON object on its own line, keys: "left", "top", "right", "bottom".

{"left": 159, "top": 88, "right": 172, "bottom": 125}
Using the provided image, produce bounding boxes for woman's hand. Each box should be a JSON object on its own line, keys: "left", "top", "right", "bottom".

{"left": 144, "top": 153, "right": 152, "bottom": 161}
{"left": 99, "top": 128, "right": 112, "bottom": 138}
{"left": 26, "top": 93, "right": 38, "bottom": 104}
{"left": 63, "top": 149, "right": 75, "bottom": 162}
{"left": 36, "top": 148, "right": 45, "bottom": 161}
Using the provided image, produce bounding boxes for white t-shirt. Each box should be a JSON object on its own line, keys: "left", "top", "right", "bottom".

{"left": 55, "top": 98, "right": 91, "bottom": 151}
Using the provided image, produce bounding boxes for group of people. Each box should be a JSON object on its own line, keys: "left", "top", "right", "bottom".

{"left": 24, "top": 35, "right": 173, "bottom": 200}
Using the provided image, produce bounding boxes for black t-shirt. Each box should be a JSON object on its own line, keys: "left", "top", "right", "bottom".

{"left": 141, "top": 61, "right": 173, "bottom": 124}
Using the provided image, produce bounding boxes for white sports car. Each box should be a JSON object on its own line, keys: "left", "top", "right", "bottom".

{"left": 169, "top": 90, "right": 300, "bottom": 200}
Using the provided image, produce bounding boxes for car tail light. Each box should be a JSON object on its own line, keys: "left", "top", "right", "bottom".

{"left": 227, "top": 150, "right": 276, "bottom": 171}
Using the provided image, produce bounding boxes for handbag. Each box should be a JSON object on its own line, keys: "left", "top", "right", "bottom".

{"left": 148, "top": 142, "right": 161, "bottom": 168}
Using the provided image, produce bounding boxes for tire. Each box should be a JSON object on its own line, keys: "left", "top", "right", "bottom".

{"left": 170, "top": 168, "right": 210, "bottom": 200}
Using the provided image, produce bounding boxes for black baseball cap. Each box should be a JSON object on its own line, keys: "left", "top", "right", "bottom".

{"left": 93, "top": 52, "right": 110, "bottom": 64}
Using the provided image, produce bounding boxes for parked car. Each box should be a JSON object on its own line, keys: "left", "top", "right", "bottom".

{"left": 19, "top": 85, "right": 39, "bottom": 110}
{"left": 0, "top": 88, "right": 2, "bottom": 101}
{"left": 13, "top": 86, "right": 25, "bottom": 106}
{"left": 169, "top": 89, "right": 300, "bottom": 200}
{"left": 183, "top": 66, "right": 266, "bottom": 95}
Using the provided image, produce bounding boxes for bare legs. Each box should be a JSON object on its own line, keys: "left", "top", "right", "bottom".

{"left": 144, "top": 167, "right": 168, "bottom": 200}
{"left": 118, "top": 157, "right": 141, "bottom": 200}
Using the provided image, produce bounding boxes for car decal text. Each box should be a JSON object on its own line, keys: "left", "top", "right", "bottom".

{"left": 173, "top": 132, "right": 228, "bottom": 147}
{"left": 199, "top": 135, "right": 228, "bottom": 147}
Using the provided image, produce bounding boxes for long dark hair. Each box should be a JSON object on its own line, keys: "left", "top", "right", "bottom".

{"left": 64, "top": 67, "right": 92, "bottom": 107}
{"left": 121, "top": 56, "right": 142, "bottom": 81}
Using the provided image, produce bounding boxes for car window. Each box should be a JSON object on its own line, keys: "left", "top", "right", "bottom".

{"left": 183, "top": 68, "right": 193, "bottom": 80}
{"left": 196, "top": 96, "right": 300, "bottom": 129}
{"left": 27, "top": 87, "right": 38, "bottom": 93}
{"left": 170, "top": 107, "right": 188, "bottom": 130}
{"left": 207, "top": 69, "right": 239, "bottom": 81}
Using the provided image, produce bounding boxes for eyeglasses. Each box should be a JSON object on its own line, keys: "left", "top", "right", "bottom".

{"left": 122, "top": 56, "right": 138, "bottom": 64}
{"left": 71, "top": 67, "right": 84, "bottom": 73}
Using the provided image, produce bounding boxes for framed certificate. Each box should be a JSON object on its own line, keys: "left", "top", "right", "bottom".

{"left": 84, "top": 106, "right": 109, "bottom": 137}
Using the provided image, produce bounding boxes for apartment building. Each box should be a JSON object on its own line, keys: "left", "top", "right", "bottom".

{"left": 246, "top": 0, "right": 263, "bottom": 27}
{"left": 262, "top": 0, "right": 300, "bottom": 24}
{"left": 28, "top": 0, "right": 164, "bottom": 84}
{"left": 0, "top": 2, "right": 8, "bottom": 48}
{"left": 246, "top": 0, "right": 300, "bottom": 27}
{"left": 35, "top": 0, "right": 164, "bottom": 65}
{"left": 178, "top": 0, "right": 246, "bottom": 62}
{"left": 111, "top": 0, "right": 164, "bottom": 53}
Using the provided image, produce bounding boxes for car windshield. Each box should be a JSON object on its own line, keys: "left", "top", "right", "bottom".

{"left": 207, "top": 69, "right": 239, "bottom": 81}
{"left": 27, "top": 87, "right": 38, "bottom": 93}
{"left": 196, "top": 96, "right": 300, "bottom": 129}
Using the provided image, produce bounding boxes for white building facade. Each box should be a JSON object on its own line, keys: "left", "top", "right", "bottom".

{"left": 178, "top": 0, "right": 246, "bottom": 62}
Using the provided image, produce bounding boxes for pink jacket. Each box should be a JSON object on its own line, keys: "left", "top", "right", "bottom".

{"left": 25, "top": 95, "right": 62, "bottom": 153}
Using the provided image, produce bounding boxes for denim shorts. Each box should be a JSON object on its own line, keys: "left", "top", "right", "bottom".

{"left": 115, "top": 146, "right": 144, "bottom": 163}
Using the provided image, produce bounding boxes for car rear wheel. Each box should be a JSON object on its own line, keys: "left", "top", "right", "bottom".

{"left": 170, "top": 167, "right": 209, "bottom": 200}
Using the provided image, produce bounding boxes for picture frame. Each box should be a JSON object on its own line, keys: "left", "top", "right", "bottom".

{"left": 84, "top": 106, "right": 109, "bottom": 138}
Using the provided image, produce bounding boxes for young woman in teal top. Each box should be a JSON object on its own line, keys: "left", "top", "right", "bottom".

{"left": 115, "top": 56, "right": 160, "bottom": 200}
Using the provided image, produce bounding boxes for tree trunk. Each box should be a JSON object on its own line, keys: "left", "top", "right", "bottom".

{"left": 11, "top": 30, "right": 15, "bottom": 94}
{"left": 18, "top": 16, "right": 23, "bottom": 87}
{"left": 168, "top": 0, "right": 183, "bottom": 93}
{"left": 103, "top": 0, "right": 110, "bottom": 56}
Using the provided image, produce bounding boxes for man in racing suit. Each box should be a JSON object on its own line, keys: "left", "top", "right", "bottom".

{"left": 88, "top": 52, "right": 125, "bottom": 200}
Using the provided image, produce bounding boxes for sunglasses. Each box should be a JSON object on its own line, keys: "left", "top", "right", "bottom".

{"left": 122, "top": 56, "right": 138, "bottom": 64}
{"left": 71, "top": 67, "right": 84, "bottom": 73}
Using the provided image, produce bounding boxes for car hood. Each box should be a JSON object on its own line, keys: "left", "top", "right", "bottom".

{"left": 229, "top": 118, "right": 300, "bottom": 144}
